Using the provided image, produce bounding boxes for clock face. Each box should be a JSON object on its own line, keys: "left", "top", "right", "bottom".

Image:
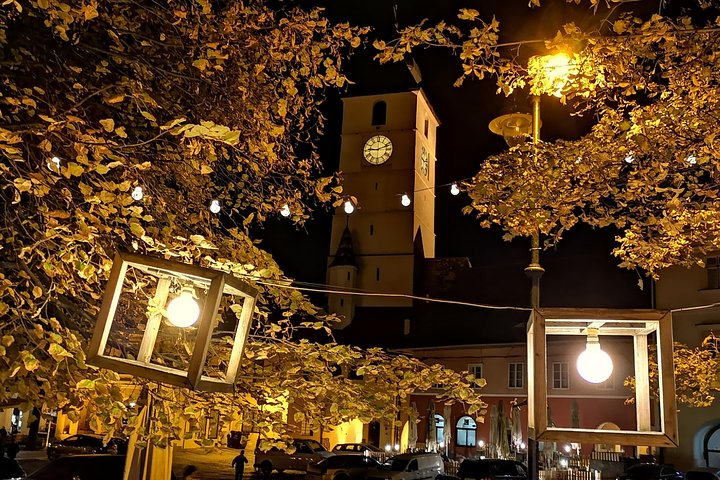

{"left": 363, "top": 135, "right": 393, "bottom": 165}
{"left": 420, "top": 147, "right": 429, "bottom": 177}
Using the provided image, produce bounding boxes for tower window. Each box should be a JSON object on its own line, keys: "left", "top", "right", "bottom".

{"left": 339, "top": 298, "right": 344, "bottom": 307}
{"left": 375, "top": 182, "right": 379, "bottom": 191}
{"left": 424, "top": 116, "right": 429, "bottom": 137}
{"left": 403, "top": 318, "right": 411, "bottom": 335}
{"left": 347, "top": 272, "right": 351, "bottom": 281}
{"left": 371, "top": 101, "right": 387, "bottom": 126}
{"left": 370, "top": 225, "right": 374, "bottom": 236}
{"left": 376, "top": 267, "right": 380, "bottom": 281}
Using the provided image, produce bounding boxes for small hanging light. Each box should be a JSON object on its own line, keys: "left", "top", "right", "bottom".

{"left": 624, "top": 152, "right": 635, "bottom": 164}
{"left": 450, "top": 183, "right": 460, "bottom": 196}
{"left": 47, "top": 156, "right": 61, "bottom": 172}
{"left": 401, "top": 193, "right": 411, "bottom": 207}
{"left": 280, "top": 204, "right": 291, "bottom": 217}
{"left": 131, "top": 186, "right": 144, "bottom": 201}
{"left": 343, "top": 199, "right": 355, "bottom": 215}
{"left": 686, "top": 154, "right": 697, "bottom": 165}
{"left": 209, "top": 199, "right": 221, "bottom": 214}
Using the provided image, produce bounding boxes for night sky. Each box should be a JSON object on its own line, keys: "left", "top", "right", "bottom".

{"left": 258, "top": 0, "right": 656, "bottom": 315}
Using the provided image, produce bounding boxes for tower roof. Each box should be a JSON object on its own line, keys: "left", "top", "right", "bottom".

{"left": 329, "top": 226, "right": 357, "bottom": 268}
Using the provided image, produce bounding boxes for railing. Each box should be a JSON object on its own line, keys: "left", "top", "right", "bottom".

{"left": 540, "top": 468, "right": 601, "bottom": 480}
{"left": 444, "top": 460, "right": 460, "bottom": 477}
{"left": 590, "top": 451, "right": 624, "bottom": 462}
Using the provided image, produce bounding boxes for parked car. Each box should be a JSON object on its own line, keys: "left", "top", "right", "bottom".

{"left": 28, "top": 454, "right": 126, "bottom": 480}
{"left": 332, "top": 443, "right": 384, "bottom": 455}
{"left": 367, "top": 452, "right": 445, "bottom": 480}
{"left": 686, "top": 468, "right": 720, "bottom": 480}
{"left": 458, "top": 459, "right": 528, "bottom": 480}
{"left": 617, "top": 463, "right": 684, "bottom": 480}
{"left": 307, "top": 454, "right": 383, "bottom": 480}
{"left": 254, "top": 438, "right": 334, "bottom": 476}
{"left": 47, "top": 434, "right": 127, "bottom": 460}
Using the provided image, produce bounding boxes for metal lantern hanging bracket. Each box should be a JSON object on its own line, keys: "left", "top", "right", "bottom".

{"left": 527, "top": 308, "right": 678, "bottom": 447}
{"left": 88, "top": 251, "right": 258, "bottom": 392}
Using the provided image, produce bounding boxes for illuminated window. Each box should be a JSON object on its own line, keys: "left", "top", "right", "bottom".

{"left": 435, "top": 414, "right": 445, "bottom": 443}
{"left": 468, "top": 363, "right": 483, "bottom": 386}
{"left": 456, "top": 416, "right": 476, "bottom": 447}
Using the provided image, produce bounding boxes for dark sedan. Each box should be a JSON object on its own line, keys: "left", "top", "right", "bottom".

{"left": 47, "top": 434, "right": 127, "bottom": 460}
{"left": 617, "top": 463, "right": 684, "bottom": 480}
{"left": 458, "top": 459, "right": 528, "bottom": 480}
{"left": 29, "top": 454, "right": 126, "bottom": 480}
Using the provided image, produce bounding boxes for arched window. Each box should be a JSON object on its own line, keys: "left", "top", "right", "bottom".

{"left": 372, "top": 101, "right": 387, "bottom": 126}
{"left": 435, "top": 414, "right": 445, "bottom": 445}
{"left": 704, "top": 423, "right": 720, "bottom": 467}
{"left": 456, "top": 415, "right": 476, "bottom": 447}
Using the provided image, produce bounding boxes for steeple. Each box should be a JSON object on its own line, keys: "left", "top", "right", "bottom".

{"left": 329, "top": 226, "right": 357, "bottom": 268}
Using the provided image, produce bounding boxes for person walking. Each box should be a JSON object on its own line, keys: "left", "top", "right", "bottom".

{"left": 231, "top": 449, "right": 249, "bottom": 480}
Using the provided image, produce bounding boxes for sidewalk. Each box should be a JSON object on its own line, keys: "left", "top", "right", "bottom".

{"left": 16, "top": 449, "right": 49, "bottom": 476}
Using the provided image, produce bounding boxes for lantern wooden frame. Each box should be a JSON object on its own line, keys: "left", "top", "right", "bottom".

{"left": 88, "top": 252, "right": 258, "bottom": 392}
{"left": 527, "top": 308, "right": 678, "bottom": 447}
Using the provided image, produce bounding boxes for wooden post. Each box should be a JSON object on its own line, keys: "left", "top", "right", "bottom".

{"left": 137, "top": 278, "right": 171, "bottom": 364}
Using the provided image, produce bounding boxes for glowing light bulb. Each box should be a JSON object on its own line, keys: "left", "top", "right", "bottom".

{"left": 520, "top": 442, "right": 526, "bottom": 450}
{"left": 575, "top": 156, "right": 582, "bottom": 164}
{"left": 209, "top": 199, "right": 221, "bottom": 214}
{"left": 478, "top": 440, "right": 485, "bottom": 448}
{"left": 560, "top": 459, "right": 568, "bottom": 468}
{"left": 131, "top": 186, "right": 144, "bottom": 201}
{"left": 686, "top": 154, "right": 697, "bottom": 165}
{"left": 343, "top": 200, "right": 355, "bottom": 214}
{"left": 624, "top": 152, "right": 635, "bottom": 164}
{"left": 577, "top": 328, "right": 613, "bottom": 383}
{"left": 450, "top": 183, "right": 460, "bottom": 196}
{"left": 384, "top": 444, "right": 392, "bottom": 452}
{"left": 47, "top": 156, "right": 61, "bottom": 172}
{"left": 401, "top": 193, "right": 411, "bottom": 207}
{"left": 564, "top": 445, "right": 571, "bottom": 453}
{"left": 280, "top": 204, "right": 291, "bottom": 217}
{"left": 166, "top": 288, "right": 200, "bottom": 327}
{"left": 394, "top": 444, "right": 400, "bottom": 451}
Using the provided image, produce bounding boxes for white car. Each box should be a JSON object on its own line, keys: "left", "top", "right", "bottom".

{"left": 331, "top": 443, "right": 384, "bottom": 456}
{"left": 307, "top": 454, "right": 382, "bottom": 480}
{"left": 254, "top": 438, "right": 334, "bottom": 476}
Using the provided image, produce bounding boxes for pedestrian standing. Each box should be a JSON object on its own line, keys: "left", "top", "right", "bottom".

{"left": 231, "top": 449, "right": 249, "bottom": 480}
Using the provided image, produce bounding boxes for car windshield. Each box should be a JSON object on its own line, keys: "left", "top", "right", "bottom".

{"left": 306, "top": 440, "right": 326, "bottom": 452}
{"left": 388, "top": 458, "right": 410, "bottom": 471}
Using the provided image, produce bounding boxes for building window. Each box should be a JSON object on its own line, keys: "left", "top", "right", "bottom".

{"left": 370, "top": 225, "right": 374, "bottom": 236}
{"left": 456, "top": 416, "right": 476, "bottom": 447}
{"left": 376, "top": 267, "right": 380, "bottom": 281}
{"left": 468, "top": 363, "right": 483, "bottom": 386}
{"left": 371, "top": 101, "right": 387, "bottom": 126}
{"left": 339, "top": 298, "right": 344, "bottom": 307}
{"left": 435, "top": 414, "right": 445, "bottom": 444}
{"left": 347, "top": 272, "right": 351, "bottom": 281}
{"left": 375, "top": 182, "right": 379, "bottom": 191}
{"left": 403, "top": 318, "right": 411, "bottom": 335}
{"left": 424, "top": 117, "right": 430, "bottom": 137}
{"left": 552, "top": 362, "right": 569, "bottom": 389}
{"left": 707, "top": 256, "right": 720, "bottom": 289}
{"left": 508, "top": 363, "right": 524, "bottom": 389}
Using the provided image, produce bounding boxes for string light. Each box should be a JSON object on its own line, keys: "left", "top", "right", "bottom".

{"left": 686, "top": 154, "right": 697, "bottom": 165}
{"left": 166, "top": 287, "right": 201, "bottom": 328}
{"left": 131, "top": 186, "right": 144, "bottom": 201}
{"left": 47, "top": 156, "right": 61, "bottom": 172}
{"left": 401, "top": 193, "right": 411, "bottom": 207}
{"left": 624, "top": 152, "right": 635, "bottom": 164}
{"left": 450, "top": 183, "right": 460, "bottom": 196}
{"left": 209, "top": 199, "right": 221, "bottom": 214}
{"left": 343, "top": 199, "right": 355, "bottom": 214}
{"left": 280, "top": 204, "right": 291, "bottom": 217}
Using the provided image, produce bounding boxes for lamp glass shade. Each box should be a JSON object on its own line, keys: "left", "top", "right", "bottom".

{"left": 576, "top": 341, "right": 613, "bottom": 383}
{"left": 166, "top": 290, "right": 201, "bottom": 327}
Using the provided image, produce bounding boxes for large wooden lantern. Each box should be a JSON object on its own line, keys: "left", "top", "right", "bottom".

{"left": 88, "top": 252, "right": 258, "bottom": 392}
{"left": 527, "top": 308, "right": 678, "bottom": 447}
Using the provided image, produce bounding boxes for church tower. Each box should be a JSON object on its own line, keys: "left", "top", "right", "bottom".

{"left": 327, "top": 89, "right": 439, "bottom": 328}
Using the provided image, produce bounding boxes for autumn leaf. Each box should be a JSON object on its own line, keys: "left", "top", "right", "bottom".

{"left": 100, "top": 118, "right": 115, "bottom": 132}
{"left": 48, "top": 343, "right": 73, "bottom": 362}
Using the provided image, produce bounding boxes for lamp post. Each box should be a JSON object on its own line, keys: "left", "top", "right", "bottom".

{"left": 489, "top": 52, "right": 573, "bottom": 479}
